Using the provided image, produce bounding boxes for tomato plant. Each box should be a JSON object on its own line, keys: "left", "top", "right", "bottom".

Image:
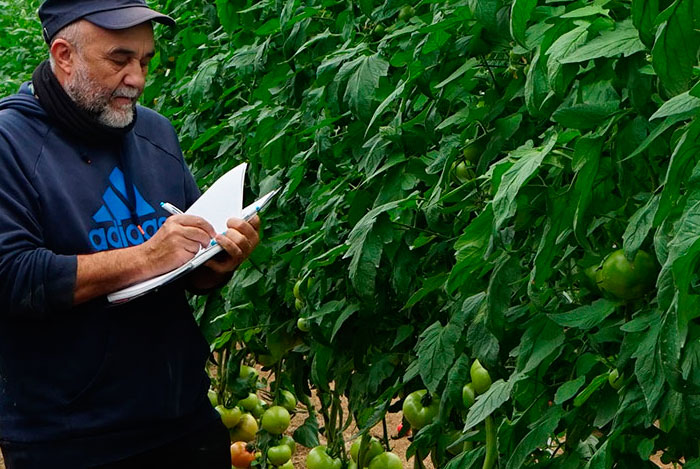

{"left": 5, "top": 0, "right": 699, "bottom": 467}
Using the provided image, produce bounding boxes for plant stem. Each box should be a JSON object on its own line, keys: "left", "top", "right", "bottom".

{"left": 482, "top": 416, "right": 497, "bottom": 469}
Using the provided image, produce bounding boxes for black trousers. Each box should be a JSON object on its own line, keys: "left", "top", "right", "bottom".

{"left": 2, "top": 418, "right": 231, "bottom": 469}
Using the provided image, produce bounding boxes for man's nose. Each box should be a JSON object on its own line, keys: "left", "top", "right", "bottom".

{"left": 122, "top": 60, "right": 146, "bottom": 91}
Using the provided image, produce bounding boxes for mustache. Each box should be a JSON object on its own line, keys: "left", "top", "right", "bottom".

{"left": 112, "top": 87, "right": 140, "bottom": 99}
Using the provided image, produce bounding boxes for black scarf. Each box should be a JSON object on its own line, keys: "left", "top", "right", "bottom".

{"left": 31, "top": 60, "right": 137, "bottom": 144}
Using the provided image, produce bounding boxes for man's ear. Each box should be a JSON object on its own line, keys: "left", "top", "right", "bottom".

{"left": 50, "top": 39, "right": 76, "bottom": 78}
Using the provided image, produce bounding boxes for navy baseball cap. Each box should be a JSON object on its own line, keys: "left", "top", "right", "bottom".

{"left": 39, "top": 0, "right": 176, "bottom": 44}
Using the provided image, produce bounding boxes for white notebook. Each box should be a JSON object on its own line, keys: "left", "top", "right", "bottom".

{"left": 107, "top": 163, "right": 278, "bottom": 304}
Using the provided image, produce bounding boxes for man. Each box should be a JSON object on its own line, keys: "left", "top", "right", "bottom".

{"left": 0, "top": 1, "right": 259, "bottom": 467}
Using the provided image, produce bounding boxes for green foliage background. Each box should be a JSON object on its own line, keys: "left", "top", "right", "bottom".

{"left": 2, "top": 0, "right": 700, "bottom": 467}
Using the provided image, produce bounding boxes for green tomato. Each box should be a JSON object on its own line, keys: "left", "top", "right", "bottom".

{"left": 462, "top": 382, "right": 476, "bottom": 409}
{"left": 297, "top": 317, "right": 311, "bottom": 332}
{"left": 402, "top": 389, "right": 440, "bottom": 430}
{"left": 597, "top": 249, "right": 657, "bottom": 300}
{"left": 462, "top": 142, "right": 482, "bottom": 164}
{"left": 278, "top": 389, "right": 297, "bottom": 412}
{"left": 295, "top": 298, "right": 304, "bottom": 311}
{"left": 239, "top": 392, "right": 259, "bottom": 411}
{"left": 453, "top": 161, "right": 472, "bottom": 183}
{"left": 277, "top": 461, "right": 294, "bottom": 469}
{"left": 261, "top": 405, "right": 291, "bottom": 435}
{"left": 470, "top": 359, "right": 492, "bottom": 395}
{"left": 251, "top": 400, "right": 266, "bottom": 419}
{"left": 293, "top": 278, "right": 304, "bottom": 300}
{"left": 368, "top": 452, "right": 402, "bottom": 469}
{"left": 229, "top": 412, "right": 258, "bottom": 442}
{"left": 239, "top": 364, "right": 259, "bottom": 380}
{"left": 398, "top": 5, "right": 415, "bottom": 21}
{"left": 207, "top": 388, "right": 218, "bottom": 407}
{"left": 279, "top": 434, "right": 296, "bottom": 455}
{"left": 215, "top": 405, "right": 242, "bottom": 429}
{"left": 350, "top": 437, "right": 384, "bottom": 464}
{"left": 608, "top": 368, "right": 624, "bottom": 390}
{"left": 267, "top": 444, "right": 292, "bottom": 466}
{"left": 306, "top": 446, "right": 342, "bottom": 469}
{"left": 583, "top": 264, "right": 602, "bottom": 294}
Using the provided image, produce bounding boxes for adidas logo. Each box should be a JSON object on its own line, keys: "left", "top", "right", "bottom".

{"left": 89, "top": 167, "right": 166, "bottom": 251}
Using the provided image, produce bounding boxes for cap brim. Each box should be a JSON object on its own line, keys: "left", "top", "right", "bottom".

{"left": 83, "top": 6, "right": 175, "bottom": 30}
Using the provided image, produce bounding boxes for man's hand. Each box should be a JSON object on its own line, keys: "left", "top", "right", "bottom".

{"left": 204, "top": 215, "right": 261, "bottom": 274}
{"left": 142, "top": 214, "right": 217, "bottom": 272}
{"left": 185, "top": 215, "right": 261, "bottom": 292}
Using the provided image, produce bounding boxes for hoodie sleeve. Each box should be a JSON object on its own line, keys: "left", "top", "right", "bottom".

{"left": 0, "top": 121, "right": 77, "bottom": 319}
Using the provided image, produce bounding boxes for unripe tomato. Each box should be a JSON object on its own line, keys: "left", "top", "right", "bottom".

{"left": 293, "top": 279, "right": 304, "bottom": 300}
{"left": 350, "top": 437, "right": 383, "bottom": 464}
{"left": 470, "top": 359, "right": 492, "bottom": 394}
{"left": 453, "top": 161, "right": 472, "bottom": 183}
{"left": 295, "top": 298, "right": 304, "bottom": 311}
{"left": 297, "top": 317, "right": 311, "bottom": 332}
{"left": 207, "top": 388, "right": 218, "bottom": 407}
{"left": 462, "top": 142, "right": 482, "bottom": 164}
{"left": 277, "top": 461, "right": 294, "bottom": 469}
{"left": 306, "top": 446, "right": 342, "bottom": 469}
{"left": 398, "top": 5, "right": 415, "bottom": 21}
{"left": 596, "top": 249, "right": 657, "bottom": 300}
{"left": 230, "top": 413, "right": 258, "bottom": 442}
{"left": 279, "top": 434, "right": 296, "bottom": 455}
{"left": 251, "top": 400, "right": 266, "bottom": 419}
{"left": 261, "top": 405, "right": 291, "bottom": 435}
{"left": 215, "top": 405, "right": 242, "bottom": 429}
{"left": 608, "top": 368, "right": 624, "bottom": 390}
{"left": 230, "top": 441, "right": 256, "bottom": 468}
{"left": 462, "top": 382, "right": 476, "bottom": 408}
{"left": 239, "top": 392, "right": 259, "bottom": 411}
{"left": 267, "top": 444, "right": 292, "bottom": 465}
{"left": 402, "top": 389, "right": 440, "bottom": 429}
{"left": 368, "top": 452, "right": 402, "bottom": 469}
{"left": 240, "top": 364, "right": 259, "bottom": 380}
{"left": 279, "top": 389, "right": 297, "bottom": 412}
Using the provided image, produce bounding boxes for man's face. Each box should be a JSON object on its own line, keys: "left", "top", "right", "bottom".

{"left": 64, "top": 21, "right": 155, "bottom": 128}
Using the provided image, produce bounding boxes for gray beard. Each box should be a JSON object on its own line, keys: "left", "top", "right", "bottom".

{"left": 64, "top": 63, "right": 139, "bottom": 128}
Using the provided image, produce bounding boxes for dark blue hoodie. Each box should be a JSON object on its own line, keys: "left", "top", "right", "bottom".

{"left": 0, "top": 83, "right": 219, "bottom": 466}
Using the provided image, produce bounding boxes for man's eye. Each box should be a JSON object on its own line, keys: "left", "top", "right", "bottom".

{"left": 112, "top": 58, "right": 128, "bottom": 66}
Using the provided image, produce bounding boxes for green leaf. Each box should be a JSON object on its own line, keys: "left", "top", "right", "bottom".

{"left": 652, "top": 0, "right": 700, "bottom": 96}
{"left": 585, "top": 438, "right": 612, "bottom": 469}
{"left": 464, "top": 377, "right": 519, "bottom": 429}
{"left": 573, "top": 373, "right": 608, "bottom": 407}
{"left": 633, "top": 325, "right": 665, "bottom": 411}
{"left": 344, "top": 196, "right": 416, "bottom": 297}
{"left": 293, "top": 412, "right": 320, "bottom": 448}
{"left": 650, "top": 91, "right": 700, "bottom": 120}
{"left": 632, "top": 0, "right": 659, "bottom": 46}
{"left": 573, "top": 137, "right": 603, "bottom": 248}
{"left": 343, "top": 53, "right": 390, "bottom": 120}
{"left": 493, "top": 135, "right": 557, "bottom": 230}
{"left": 403, "top": 273, "right": 449, "bottom": 310}
{"left": 416, "top": 303, "right": 469, "bottom": 393}
{"left": 516, "top": 316, "right": 565, "bottom": 374}
{"left": 443, "top": 447, "right": 485, "bottom": 469}
{"left": 510, "top": 0, "right": 537, "bottom": 47}
{"left": 554, "top": 376, "right": 587, "bottom": 405}
{"left": 559, "top": 19, "right": 646, "bottom": 63}
{"left": 623, "top": 194, "right": 660, "bottom": 258}
{"left": 506, "top": 407, "right": 564, "bottom": 469}
{"left": 548, "top": 299, "right": 618, "bottom": 330}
